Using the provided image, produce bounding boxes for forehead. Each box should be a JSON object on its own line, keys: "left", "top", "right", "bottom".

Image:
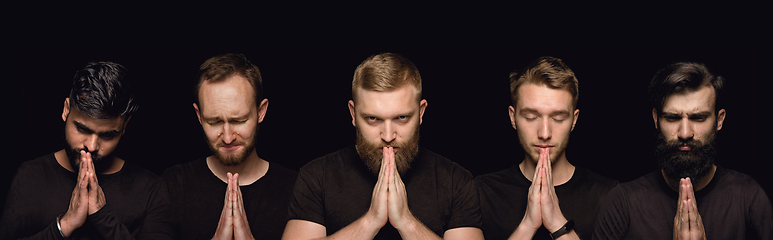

{"left": 662, "top": 85, "right": 716, "bottom": 113}
{"left": 354, "top": 85, "right": 419, "bottom": 115}
{"left": 198, "top": 75, "right": 256, "bottom": 115}
{"left": 516, "top": 83, "right": 574, "bottom": 111}
{"left": 68, "top": 106, "right": 126, "bottom": 131}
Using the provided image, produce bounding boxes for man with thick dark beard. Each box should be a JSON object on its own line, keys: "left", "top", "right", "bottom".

{"left": 593, "top": 62, "right": 772, "bottom": 240}
{"left": 1, "top": 62, "right": 159, "bottom": 239}
{"left": 283, "top": 53, "right": 483, "bottom": 240}
{"left": 140, "top": 53, "right": 297, "bottom": 240}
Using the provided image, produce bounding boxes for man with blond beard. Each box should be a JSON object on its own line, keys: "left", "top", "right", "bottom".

{"left": 282, "top": 53, "right": 484, "bottom": 240}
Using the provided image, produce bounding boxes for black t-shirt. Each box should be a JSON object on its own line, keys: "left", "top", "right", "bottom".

{"left": 593, "top": 166, "right": 773, "bottom": 240}
{"left": 0, "top": 153, "right": 159, "bottom": 240}
{"left": 140, "top": 158, "right": 297, "bottom": 240}
{"left": 476, "top": 165, "right": 617, "bottom": 240}
{"left": 288, "top": 146, "right": 482, "bottom": 239}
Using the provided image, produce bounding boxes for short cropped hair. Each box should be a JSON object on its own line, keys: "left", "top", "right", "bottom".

{"left": 648, "top": 62, "right": 724, "bottom": 114}
{"left": 195, "top": 53, "right": 263, "bottom": 110}
{"left": 69, "top": 61, "right": 138, "bottom": 119}
{"left": 352, "top": 53, "right": 422, "bottom": 103}
{"left": 509, "top": 56, "right": 579, "bottom": 109}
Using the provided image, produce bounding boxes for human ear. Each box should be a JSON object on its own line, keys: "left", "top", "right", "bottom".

{"left": 257, "top": 98, "right": 269, "bottom": 123}
{"left": 348, "top": 100, "right": 356, "bottom": 127}
{"left": 716, "top": 109, "right": 726, "bottom": 131}
{"left": 62, "top": 98, "right": 71, "bottom": 122}
{"left": 193, "top": 103, "right": 203, "bottom": 125}
{"left": 571, "top": 108, "right": 580, "bottom": 131}
{"left": 508, "top": 106, "right": 516, "bottom": 130}
{"left": 418, "top": 99, "right": 428, "bottom": 125}
{"left": 652, "top": 108, "right": 659, "bottom": 129}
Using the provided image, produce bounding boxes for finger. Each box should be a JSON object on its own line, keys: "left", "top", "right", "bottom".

{"left": 685, "top": 178, "right": 698, "bottom": 207}
{"left": 678, "top": 199, "right": 689, "bottom": 237}
{"left": 540, "top": 148, "right": 557, "bottom": 197}
{"left": 686, "top": 198, "right": 699, "bottom": 231}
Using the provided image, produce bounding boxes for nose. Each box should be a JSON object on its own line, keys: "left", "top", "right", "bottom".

{"left": 221, "top": 123, "right": 238, "bottom": 144}
{"left": 677, "top": 118, "right": 694, "bottom": 140}
{"left": 381, "top": 121, "right": 396, "bottom": 143}
{"left": 538, "top": 118, "right": 552, "bottom": 141}
{"left": 84, "top": 134, "right": 99, "bottom": 153}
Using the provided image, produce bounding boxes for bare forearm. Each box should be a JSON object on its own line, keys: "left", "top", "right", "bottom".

{"left": 394, "top": 217, "right": 442, "bottom": 240}
{"left": 324, "top": 215, "right": 382, "bottom": 240}
{"left": 508, "top": 224, "right": 537, "bottom": 240}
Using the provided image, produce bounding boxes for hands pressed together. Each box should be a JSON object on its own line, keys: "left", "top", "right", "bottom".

{"left": 59, "top": 150, "right": 107, "bottom": 237}
{"left": 672, "top": 178, "right": 706, "bottom": 240}
{"left": 212, "top": 172, "right": 255, "bottom": 240}
{"left": 364, "top": 146, "right": 422, "bottom": 236}
{"left": 514, "top": 149, "right": 576, "bottom": 240}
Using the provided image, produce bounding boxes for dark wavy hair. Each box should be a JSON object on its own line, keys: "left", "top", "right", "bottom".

{"left": 648, "top": 62, "right": 724, "bottom": 114}
{"left": 68, "top": 61, "right": 138, "bottom": 119}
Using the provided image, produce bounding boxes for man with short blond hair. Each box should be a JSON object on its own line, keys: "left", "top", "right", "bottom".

{"left": 476, "top": 56, "right": 617, "bottom": 240}
{"left": 283, "top": 52, "right": 484, "bottom": 240}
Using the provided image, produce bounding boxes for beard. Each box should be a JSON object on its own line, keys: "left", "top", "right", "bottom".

{"left": 207, "top": 127, "right": 258, "bottom": 167}
{"left": 64, "top": 139, "right": 107, "bottom": 171}
{"left": 355, "top": 127, "right": 420, "bottom": 177}
{"left": 655, "top": 128, "right": 717, "bottom": 184}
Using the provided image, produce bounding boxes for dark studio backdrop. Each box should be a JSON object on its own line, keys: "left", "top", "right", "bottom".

{"left": 5, "top": 44, "right": 772, "bottom": 211}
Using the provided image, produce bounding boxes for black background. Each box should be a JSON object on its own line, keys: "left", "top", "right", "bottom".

{"left": 5, "top": 44, "right": 772, "bottom": 210}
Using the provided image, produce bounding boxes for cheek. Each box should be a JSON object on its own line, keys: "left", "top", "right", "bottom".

{"left": 201, "top": 126, "right": 221, "bottom": 141}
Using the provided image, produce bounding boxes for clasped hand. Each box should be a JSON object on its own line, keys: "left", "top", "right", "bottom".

{"left": 517, "top": 149, "right": 570, "bottom": 238}
{"left": 59, "top": 150, "right": 107, "bottom": 237}
{"left": 212, "top": 172, "right": 255, "bottom": 240}
{"left": 672, "top": 178, "right": 706, "bottom": 240}
{"left": 365, "top": 146, "right": 415, "bottom": 231}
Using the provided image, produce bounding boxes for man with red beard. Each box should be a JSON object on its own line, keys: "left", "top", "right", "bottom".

{"left": 283, "top": 53, "right": 484, "bottom": 240}
{"left": 1, "top": 62, "right": 159, "bottom": 239}
{"left": 593, "top": 62, "right": 772, "bottom": 240}
{"left": 140, "top": 53, "right": 297, "bottom": 239}
{"left": 476, "top": 56, "right": 618, "bottom": 240}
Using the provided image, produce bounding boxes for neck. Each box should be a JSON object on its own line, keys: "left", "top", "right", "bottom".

{"left": 519, "top": 153, "right": 575, "bottom": 186}
{"left": 54, "top": 149, "right": 125, "bottom": 175}
{"left": 206, "top": 150, "right": 269, "bottom": 186}
{"left": 662, "top": 165, "right": 717, "bottom": 192}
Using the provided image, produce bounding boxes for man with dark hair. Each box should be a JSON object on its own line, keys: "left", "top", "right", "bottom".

{"left": 593, "top": 62, "right": 773, "bottom": 240}
{"left": 476, "top": 56, "right": 617, "bottom": 240}
{"left": 282, "top": 53, "right": 484, "bottom": 240}
{"left": 1, "top": 61, "right": 158, "bottom": 239}
{"left": 141, "top": 53, "right": 297, "bottom": 239}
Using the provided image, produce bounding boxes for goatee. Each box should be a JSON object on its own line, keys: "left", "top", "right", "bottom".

{"left": 355, "top": 128, "right": 420, "bottom": 177}
{"left": 207, "top": 127, "right": 258, "bottom": 167}
{"left": 65, "top": 147, "right": 106, "bottom": 170}
{"left": 655, "top": 129, "right": 717, "bottom": 184}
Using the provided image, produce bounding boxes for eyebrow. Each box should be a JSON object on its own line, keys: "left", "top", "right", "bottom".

{"left": 361, "top": 110, "right": 416, "bottom": 118}
{"left": 661, "top": 111, "right": 712, "bottom": 117}
{"left": 519, "top": 108, "right": 571, "bottom": 116}
{"left": 202, "top": 112, "right": 253, "bottom": 122}
{"left": 73, "top": 121, "right": 121, "bottom": 136}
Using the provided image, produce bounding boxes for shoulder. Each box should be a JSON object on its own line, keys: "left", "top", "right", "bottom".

{"left": 15, "top": 153, "right": 59, "bottom": 175}
{"left": 417, "top": 148, "right": 473, "bottom": 179}
{"left": 715, "top": 166, "right": 764, "bottom": 188}
{"left": 299, "top": 146, "right": 357, "bottom": 175}
{"left": 475, "top": 165, "right": 521, "bottom": 188}
{"left": 267, "top": 161, "right": 299, "bottom": 182}
{"left": 120, "top": 160, "right": 159, "bottom": 182}
{"left": 712, "top": 166, "right": 769, "bottom": 198}
{"left": 158, "top": 158, "right": 208, "bottom": 184}
{"left": 574, "top": 167, "right": 619, "bottom": 189}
